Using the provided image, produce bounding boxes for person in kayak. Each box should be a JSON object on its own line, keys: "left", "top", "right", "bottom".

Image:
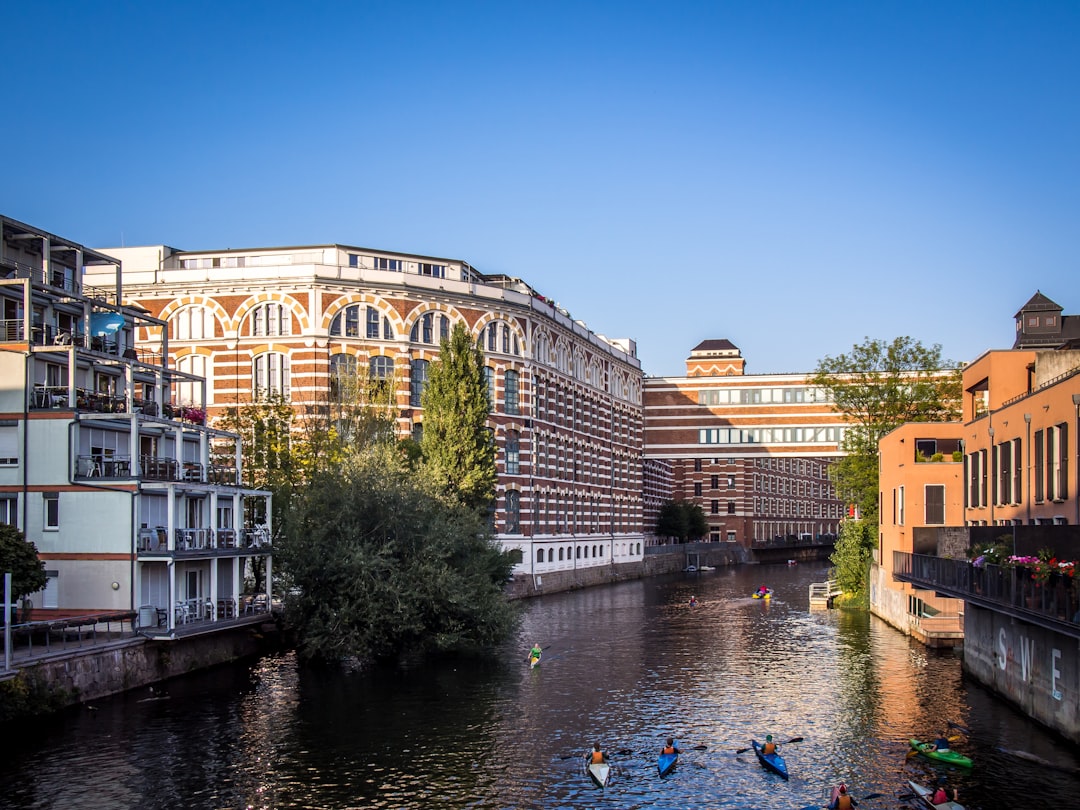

{"left": 661, "top": 738, "right": 680, "bottom": 755}
{"left": 761, "top": 735, "right": 778, "bottom": 755}
{"left": 528, "top": 642, "right": 542, "bottom": 665}
{"left": 828, "top": 783, "right": 856, "bottom": 809}
{"left": 587, "top": 742, "right": 607, "bottom": 764}
{"left": 931, "top": 778, "right": 957, "bottom": 804}
{"left": 932, "top": 731, "right": 950, "bottom": 751}
{"left": 688, "top": 595, "right": 698, "bottom": 607}
{"left": 757, "top": 585, "right": 770, "bottom": 596}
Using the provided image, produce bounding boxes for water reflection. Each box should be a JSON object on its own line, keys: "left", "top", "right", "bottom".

{"left": 2, "top": 563, "right": 1078, "bottom": 808}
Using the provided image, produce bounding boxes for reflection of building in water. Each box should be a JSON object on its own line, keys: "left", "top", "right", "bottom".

{"left": 644, "top": 339, "right": 846, "bottom": 547}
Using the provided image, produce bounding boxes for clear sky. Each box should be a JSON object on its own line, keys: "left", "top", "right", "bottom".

{"left": 3, "top": 1, "right": 1077, "bottom": 377}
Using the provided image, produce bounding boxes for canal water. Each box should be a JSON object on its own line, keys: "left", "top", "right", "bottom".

{"left": 3, "top": 563, "right": 1079, "bottom": 809}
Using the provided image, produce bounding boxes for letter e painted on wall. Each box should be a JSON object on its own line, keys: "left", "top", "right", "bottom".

{"left": 1052, "top": 648, "right": 1062, "bottom": 701}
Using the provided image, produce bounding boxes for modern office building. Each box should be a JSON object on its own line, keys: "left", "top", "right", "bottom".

{"left": 85, "top": 242, "right": 645, "bottom": 579}
{"left": 643, "top": 340, "right": 846, "bottom": 546}
{"left": 1, "top": 215, "right": 272, "bottom": 633}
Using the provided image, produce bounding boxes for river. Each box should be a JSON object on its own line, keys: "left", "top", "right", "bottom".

{"left": 2, "top": 562, "right": 1078, "bottom": 809}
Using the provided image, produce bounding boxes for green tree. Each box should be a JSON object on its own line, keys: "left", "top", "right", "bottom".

{"left": 0, "top": 524, "right": 48, "bottom": 602}
{"left": 420, "top": 322, "right": 497, "bottom": 512}
{"left": 811, "top": 336, "right": 961, "bottom": 598}
{"left": 656, "top": 500, "right": 709, "bottom": 543}
{"left": 279, "top": 444, "right": 519, "bottom": 663}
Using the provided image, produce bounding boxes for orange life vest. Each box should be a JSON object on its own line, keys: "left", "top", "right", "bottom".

{"left": 591, "top": 750, "right": 604, "bottom": 764}
{"left": 662, "top": 745, "right": 676, "bottom": 755}
{"left": 762, "top": 742, "right": 776, "bottom": 755}
{"left": 835, "top": 793, "right": 853, "bottom": 810}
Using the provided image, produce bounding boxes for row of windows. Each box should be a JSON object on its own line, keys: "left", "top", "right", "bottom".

{"left": 535, "top": 376, "right": 641, "bottom": 444}
{"left": 892, "top": 485, "right": 946, "bottom": 526}
{"left": 697, "top": 386, "right": 833, "bottom": 406}
{"left": 346, "top": 254, "right": 444, "bottom": 277}
{"left": 699, "top": 426, "right": 844, "bottom": 445}
{"left": 754, "top": 498, "right": 844, "bottom": 519}
{"left": 966, "top": 423, "right": 1070, "bottom": 508}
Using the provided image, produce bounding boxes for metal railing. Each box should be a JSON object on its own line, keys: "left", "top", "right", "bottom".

{"left": 5, "top": 612, "right": 138, "bottom": 665}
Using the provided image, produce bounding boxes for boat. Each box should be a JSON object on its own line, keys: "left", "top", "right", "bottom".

{"left": 906, "top": 779, "right": 966, "bottom": 809}
{"left": 585, "top": 756, "right": 610, "bottom": 788}
{"left": 752, "top": 589, "right": 772, "bottom": 600}
{"left": 658, "top": 751, "right": 678, "bottom": 777}
{"left": 909, "top": 739, "right": 973, "bottom": 768}
{"left": 528, "top": 653, "right": 540, "bottom": 668}
{"left": 698, "top": 565, "right": 716, "bottom": 572}
{"left": 750, "top": 739, "right": 788, "bottom": 779}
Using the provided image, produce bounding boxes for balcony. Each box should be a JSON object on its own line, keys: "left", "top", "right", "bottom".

{"left": 74, "top": 455, "right": 132, "bottom": 479}
{"left": 136, "top": 526, "right": 269, "bottom": 555}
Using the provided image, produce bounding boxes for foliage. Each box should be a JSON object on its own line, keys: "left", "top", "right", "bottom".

{"left": 971, "top": 545, "right": 1078, "bottom": 583}
{"left": 278, "top": 444, "right": 519, "bottom": 663}
{"left": 0, "top": 524, "right": 48, "bottom": 600}
{"left": 811, "top": 337, "right": 962, "bottom": 526}
{"left": 656, "top": 500, "right": 709, "bottom": 543}
{"left": 420, "top": 322, "right": 497, "bottom": 513}
{"left": 829, "top": 519, "right": 875, "bottom": 600}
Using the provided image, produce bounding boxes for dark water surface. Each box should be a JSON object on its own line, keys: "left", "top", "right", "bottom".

{"left": 3, "top": 563, "right": 1079, "bottom": 809}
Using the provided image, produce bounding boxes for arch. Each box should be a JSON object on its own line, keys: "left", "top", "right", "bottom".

{"left": 472, "top": 312, "right": 527, "bottom": 357}
{"left": 233, "top": 292, "right": 312, "bottom": 335}
{"left": 323, "top": 293, "right": 404, "bottom": 336}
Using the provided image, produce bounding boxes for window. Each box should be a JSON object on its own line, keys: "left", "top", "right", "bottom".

{"left": 366, "top": 306, "right": 380, "bottom": 338}
{"left": 710, "top": 499, "right": 719, "bottom": 514}
{"left": 410, "top": 313, "right": 435, "bottom": 344}
{"left": 505, "top": 490, "right": 520, "bottom": 533}
{"left": 898, "top": 485, "right": 905, "bottom": 526}
{"left": 330, "top": 354, "right": 357, "bottom": 401}
{"left": 504, "top": 370, "right": 519, "bottom": 415}
{"left": 171, "top": 305, "right": 216, "bottom": 340}
{"left": 412, "top": 422, "right": 423, "bottom": 443}
{"left": 694, "top": 458, "right": 702, "bottom": 472}
{"left": 249, "top": 303, "right": 291, "bottom": 336}
{"left": 0, "top": 423, "right": 18, "bottom": 465}
{"left": 175, "top": 354, "right": 208, "bottom": 408}
{"left": 694, "top": 482, "right": 702, "bottom": 497}
{"left": 925, "top": 484, "right": 945, "bottom": 525}
{"left": 505, "top": 430, "right": 520, "bottom": 475}
{"left": 410, "top": 359, "right": 428, "bottom": 407}
{"left": 374, "top": 257, "right": 402, "bottom": 272}
{"left": 253, "top": 352, "right": 290, "bottom": 397}
{"left": 711, "top": 475, "right": 719, "bottom": 489}
{"left": 0, "top": 496, "right": 16, "bottom": 526}
{"left": 483, "top": 366, "right": 495, "bottom": 407}
{"left": 370, "top": 356, "right": 394, "bottom": 380}
{"left": 727, "top": 500, "right": 736, "bottom": 515}
{"left": 418, "top": 263, "right": 445, "bottom": 278}
{"left": 43, "top": 493, "right": 59, "bottom": 530}
{"left": 1034, "top": 430, "right": 1044, "bottom": 502}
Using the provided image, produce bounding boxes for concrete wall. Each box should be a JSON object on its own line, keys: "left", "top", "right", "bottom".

{"left": 964, "top": 604, "right": 1080, "bottom": 743}
{"left": 4, "top": 624, "right": 276, "bottom": 714}
{"left": 870, "top": 562, "right": 910, "bottom": 634}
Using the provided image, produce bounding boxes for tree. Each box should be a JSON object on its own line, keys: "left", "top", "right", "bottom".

{"left": 812, "top": 336, "right": 961, "bottom": 598}
{"left": 656, "top": 500, "right": 709, "bottom": 543}
{"left": 279, "top": 444, "right": 519, "bottom": 663}
{"left": 0, "top": 524, "right": 48, "bottom": 603}
{"left": 811, "top": 336, "right": 961, "bottom": 526}
{"left": 420, "top": 322, "right": 497, "bottom": 513}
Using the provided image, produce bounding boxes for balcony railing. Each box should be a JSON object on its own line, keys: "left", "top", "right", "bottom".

{"left": 894, "top": 551, "right": 1080, "bottom": 632}
{"left": 137, "top": 526, "right": 270, "bottom": 553}
{"left": 75, "top": 455, "right": 132, "bottom": 479}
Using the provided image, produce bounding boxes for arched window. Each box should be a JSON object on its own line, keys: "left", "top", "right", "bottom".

{"left": 170, "top": 305, "right": 216, "bottom": 340}
{"left": 410, "top": 359, "right": 428, "bottom": 407}
{"left": 175, "top": 354, "right": 208, "bottom": 407}
{"left": 410, "top": 313, "right": 436, "bottom": 344}
{"left": 505, "top": 430, "right": 520, "bottom": 475}
{"left": 330, "top": 354, "right": 357, "bottom": 401}
{"left": 504, "top": 369, "right": 519, "bottom": 415}
{"left": 558, "top": 547, "right": 564, "bottom": 561}
{"left": 331, "top": 304, "right": 394, "bottom": 339}
{"left": 536, "top": 548, "right": 544, "bottom": 563}
{"left": 505, "top": 490, "right": 520, "bottom": 534}
{"left": 249, "top": 303, "right": 291, "bottom": 336}
{"left": 253, "top": 352, "right": 290, "bottom": 397}
{"left": 411, "top": 421, "right": 423, "bottom": 443}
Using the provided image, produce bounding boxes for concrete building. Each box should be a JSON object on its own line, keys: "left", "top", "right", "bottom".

{"left": 1, "top": 215, "right": 271, "bottom": 633}
{"left": 643, "top": 340, "right": 846, "bottom": 548}
{"left": 85, "top": 242, "right": 645, "bottom": 581}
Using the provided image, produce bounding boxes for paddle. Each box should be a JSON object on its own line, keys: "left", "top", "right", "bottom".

{"left": 736, "top": 736, "right": 803, "bottom": 754}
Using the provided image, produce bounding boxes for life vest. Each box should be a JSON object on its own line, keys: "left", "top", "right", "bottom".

{"left": 591, "top": 750, "right": 605, "bottom": 764}
{"left": 662, "top": 745, "right": 676, "bottom": 755}
{"left": 762, "top": 742, "right": 776, "bottom": 755}
{"left": 932, "top": 788, "right": 948, "bottom": 804}
{"left": 835, "top": 793, "right": 853, "bottom": 810}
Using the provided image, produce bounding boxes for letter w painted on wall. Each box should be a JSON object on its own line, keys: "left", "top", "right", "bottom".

{"left": 1020, "top": 636, "right": 1034, "bottom": 682}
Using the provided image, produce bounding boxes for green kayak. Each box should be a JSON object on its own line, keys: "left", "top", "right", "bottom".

{"left": 910, "top": 739, "right": 973, "bottom": 769}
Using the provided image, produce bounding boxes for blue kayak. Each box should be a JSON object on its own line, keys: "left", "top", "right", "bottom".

{"left": 658, "top": 751, "right": 678, "bottom": 777}
{"left": 751, "top": 739, "right": 788, "bottom": 779}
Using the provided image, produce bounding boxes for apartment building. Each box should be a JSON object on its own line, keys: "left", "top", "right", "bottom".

{"left": 643, "top": 340, "right": 846, "bottom": 546}
{"left": 0, "top": 215, "right": 271, "bottom": 633}
{"left": 85, "top": 243, "right": 645, "bottom": 577}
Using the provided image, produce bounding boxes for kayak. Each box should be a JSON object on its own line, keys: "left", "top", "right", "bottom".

{"left": 907, "top": 779, "right": 966, "bottom": 809}
{"left": 910, "top": 739, "right": 973, "bottom": 768}
{"left": 752, "top": 590, "right": 772, "bottom": 600}
{"left": 750, "top": 739, "right": 788, "bottom": 779}
{"left": 585, "top": 757, "right": 610, "bottom": 788}
{"left": 658, "top": 751, "right": 678, "bottom": 777}
{"left": 528, "top": 653, "right": 540, "bottom": 668}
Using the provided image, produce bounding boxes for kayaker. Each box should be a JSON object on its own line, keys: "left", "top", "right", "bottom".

{"left": 932, "top": 731, "right": 950, "bottom": 751}
{"left": 688, "top": 595, "right": 698, "bottom": 607}
{"left": 528, "top": 642, "right": 542, "bottom": 665}
{"left": 588, "top": 742, "right": 607, "bottom": 764}
{"left": 661, "top": 738, "right": 680, "bottom": 755}
{"left": 828, "top": 783, "right": 856, "bottom": 809}
{"left": 931, "top": 778, "right": 957, "bottom": 805}
{"left": 757, "top": 584, "right": 769, "bottom": 596}
{"left": 761, "top": 734, "right": 778, "bottom": 755}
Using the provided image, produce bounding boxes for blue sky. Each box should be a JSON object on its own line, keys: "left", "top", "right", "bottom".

{"left": 3, "top": 2, "right": 1078, "bottom": 377}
